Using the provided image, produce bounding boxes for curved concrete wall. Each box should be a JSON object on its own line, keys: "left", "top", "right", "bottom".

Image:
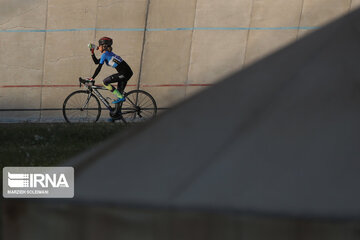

{"left": 0, "top": 0, "right": 359, "bottom": 122}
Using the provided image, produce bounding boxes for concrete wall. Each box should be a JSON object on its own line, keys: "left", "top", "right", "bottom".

{"left": 0, "top": 0, "right": 359, "bottom": 122}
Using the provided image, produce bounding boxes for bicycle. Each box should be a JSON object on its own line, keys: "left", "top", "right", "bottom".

{"left": 62, "top": 78, "right": 157, "bottom": 123}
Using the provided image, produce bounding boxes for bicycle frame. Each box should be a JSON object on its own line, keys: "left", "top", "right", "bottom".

{"left": 90, "top": 86, "right": 113, "bottom": 111}
{"left": 85, "top": 84, "right": 129, "bottom": 113}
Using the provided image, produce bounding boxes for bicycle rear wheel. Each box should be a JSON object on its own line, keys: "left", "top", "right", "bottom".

{"left": 63, "top": 90, "right": 101, "bottom": 123}
{"left": 119, "top": 90, "right": 157, "bottom": 123}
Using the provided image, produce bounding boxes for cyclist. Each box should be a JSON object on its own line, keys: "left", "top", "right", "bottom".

{"left": 88, "top": 37, "right": 133, "bottom": 104}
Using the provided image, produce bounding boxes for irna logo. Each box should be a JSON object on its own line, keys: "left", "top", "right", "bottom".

{"left": 8, "top": 172, "right": 69, "bottom": 188}
{"left": 3, "top": 167, "right": 74, "bottom": 198}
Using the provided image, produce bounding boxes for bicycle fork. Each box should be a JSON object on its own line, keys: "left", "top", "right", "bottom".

{"left": 81, "top": 93, "right": 92, "bottom": 110}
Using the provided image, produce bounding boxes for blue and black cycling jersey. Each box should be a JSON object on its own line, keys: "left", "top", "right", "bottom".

{"left": 91, "top": 51, "right": 132, "bottom": 80}
{"left": 99, "top": 51, "right": 123, "bottom": 68}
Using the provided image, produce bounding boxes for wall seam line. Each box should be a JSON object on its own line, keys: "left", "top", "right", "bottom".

{"left": 137, "top": 0, "right": 151, "bottom": 90}
{"left": 184, "top": 0, "right": 199, "bottom": 97}
{"left": 91, "top": 0, "right": 100, "bottom": 77}
{"left": 39, "top": 0, "right": 49, "bottom": 122}
{"left": 242, "top": 0, "right": 255, "bottom": 67}
{"left": 95, "top": 0, "right": 99, "bottom": 40}
{"left": 296, "top": 0, "right": 305, "bottom": 41}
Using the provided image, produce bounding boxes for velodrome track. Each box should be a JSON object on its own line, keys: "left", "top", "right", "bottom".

{"left": 1, "top": 0, "right": 359, "bottom": 122}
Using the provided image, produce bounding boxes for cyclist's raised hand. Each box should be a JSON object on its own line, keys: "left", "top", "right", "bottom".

{"left": 88, "top": 43, "right": 96, "bottom": 54}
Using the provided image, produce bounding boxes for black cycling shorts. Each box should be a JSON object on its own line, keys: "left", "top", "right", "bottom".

{"left": 103, "top": 61, "right": 133, "bottom": 91}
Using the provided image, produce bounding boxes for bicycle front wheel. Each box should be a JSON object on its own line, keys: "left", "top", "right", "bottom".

{"left": 63, "top": 90, "right": 101, "bottom": 123}
{"left": 119, "top": 90, "right": 157, "bottom": 123}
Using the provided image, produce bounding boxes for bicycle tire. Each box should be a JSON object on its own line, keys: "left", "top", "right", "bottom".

{"left": 118, "top": 90, "right": 157, "bottom": 123}
{"left": 63, "top": 90, "right": 101, "bottom": 123}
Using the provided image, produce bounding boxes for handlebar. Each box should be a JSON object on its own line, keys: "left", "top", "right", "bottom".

{"left": 79, "top": 77, "right": 95, "bottom": 87}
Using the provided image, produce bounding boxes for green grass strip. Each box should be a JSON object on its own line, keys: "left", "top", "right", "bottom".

{"left": 0, "top": 123, "right": 126, "bottom": 169}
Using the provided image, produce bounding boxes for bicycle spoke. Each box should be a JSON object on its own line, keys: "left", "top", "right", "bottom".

{"left": 122, "top": 110, "right": 137, "bottom": 115}
{"left": 137, "top": 95, "right": 149, "bottom": 106}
